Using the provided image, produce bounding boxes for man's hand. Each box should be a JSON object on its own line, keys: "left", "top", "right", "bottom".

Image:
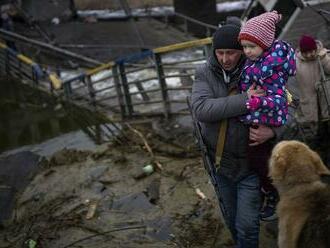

{"left": 249, "top": 124, "right": 275, "bottom": 146}
{"left": 247, "top": 83, "right": 265, "bottom": 99}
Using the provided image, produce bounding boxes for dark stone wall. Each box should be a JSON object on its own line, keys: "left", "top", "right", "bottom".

{"left": 174, "top": 0, "right": 217, "bottom": 37}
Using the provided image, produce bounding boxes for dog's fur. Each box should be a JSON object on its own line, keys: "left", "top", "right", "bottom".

{"left": 269, "top": 140, "right": 330, "bottom": 248}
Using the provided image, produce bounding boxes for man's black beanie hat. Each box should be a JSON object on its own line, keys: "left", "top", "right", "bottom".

{"left": 212, "top": 24, "right": 242, "bottom": 50}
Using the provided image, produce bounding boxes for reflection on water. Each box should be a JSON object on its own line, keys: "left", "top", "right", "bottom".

{"left": 1, "top": 130, "right": 98, "bottom": 158}
{"left": 0, "top": 77, "right": 116, "bottom": 154}
{"left": 0, "top": 104, "right": 82, "bottom": 153}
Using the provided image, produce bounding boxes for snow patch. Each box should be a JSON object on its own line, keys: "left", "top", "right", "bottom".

{"left": 216, "top": 0, "right": 251, "bottom": 13}
{"left": 77, "top": 6, "right": 174, "bottom": 19}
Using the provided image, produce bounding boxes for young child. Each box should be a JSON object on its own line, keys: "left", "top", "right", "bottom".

{"left": 237, "top": 11, "right": 296, "bottom": 221}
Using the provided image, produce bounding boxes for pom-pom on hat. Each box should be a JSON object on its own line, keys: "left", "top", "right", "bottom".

{"left": 213, "top": 24, "right": 242, "bottom": 50}
{"left": 299, "top": 35, "right": 317, "bottom": 52}
{"left": 238, "top": 11, "right": 282, "bottom": 49}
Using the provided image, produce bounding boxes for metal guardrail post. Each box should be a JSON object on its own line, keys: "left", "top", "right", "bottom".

{"left": 5, "top": 50, "right": 9, "bottom": 75}
{"left": 86, "top": 75, "right": 96, "bottom": 107}
{"left": 203, "top": 44, "right": 211, "bottom": 60}
{"left": 0, "top": 51, "right": 3, "bottom": 74}
{"left": 63, "top": 81, "right": 73, "bottom": 100}
{"left": 31, "top": 67, "right": 38, "bottom": 86}
{"left": 183, "top": 18, "right": 188, "bottom": 35}
{"left": 18, "top": 60, "right": 22, "bottom": 80}
{"left": 164, "top": 13, "right": 169, "bottom": 28}
{"left": 118, "top": 63, "right": 133, "bottom": 117}
{"left": 206, "top": 27, "right": 211, "bottom": 38}
{"left": 154, "top": 53, "right": 170, "bottom": 119}
{"left": 135, "top": 81, "right": 150, "bottom": 102}
{"left": 112, "top": 65, "right": 126, "bottom": 119}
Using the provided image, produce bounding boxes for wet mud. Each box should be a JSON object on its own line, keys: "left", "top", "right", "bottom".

{"left": 0, "top": 122, "right": 277, "bottom": 248}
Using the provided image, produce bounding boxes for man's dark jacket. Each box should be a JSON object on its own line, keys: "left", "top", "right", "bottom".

{"left": 191, "top": 52, "right": 255, "bottom": 181}
{"left": 192, "top": 51, "right": 289, "bottom": 181}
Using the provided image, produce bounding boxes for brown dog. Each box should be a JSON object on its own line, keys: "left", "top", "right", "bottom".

{"left": 269, "top": 140, "right": 330, "bottom": 248}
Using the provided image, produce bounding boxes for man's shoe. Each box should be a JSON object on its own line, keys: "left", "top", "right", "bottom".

{"left": 260, "top": 190, "right": 279, "bottom": 222}
{"left": 260, "top": 205, "right": 277, "bottom": 221}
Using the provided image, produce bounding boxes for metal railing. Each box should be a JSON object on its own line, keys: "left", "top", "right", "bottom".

{"left": 0, "top": 42, "right": 44, "bottom": 87}
{"left": 0, "top": 34, "right": 214, "bottom": 120}
{"left": 60, "top": 37, "right": 213, "bottom": 119}
{"left": 0, "top": 41, "right": 130, "bottom": 144}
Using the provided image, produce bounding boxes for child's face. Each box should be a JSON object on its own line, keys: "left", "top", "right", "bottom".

{"left": 301, "top": 50, "right": 317, "bottom": 61}
{"left": 241, "top": 40, "right": 263, "bottom": 60}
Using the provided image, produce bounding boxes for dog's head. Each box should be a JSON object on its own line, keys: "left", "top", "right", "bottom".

{"left": 269, "top": 140, "right": 330, "bottom": 187}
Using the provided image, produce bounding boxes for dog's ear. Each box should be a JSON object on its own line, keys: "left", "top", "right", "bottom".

{"left": 269, "top": 153, "right": 287, "bottom": 181}
{"left": 283, "top": 147, "right": 330, "bottom": 184}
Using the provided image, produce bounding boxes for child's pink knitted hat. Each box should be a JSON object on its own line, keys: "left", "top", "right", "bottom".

{"left": 238, "top": 11, "right": 282, "bottom": 49}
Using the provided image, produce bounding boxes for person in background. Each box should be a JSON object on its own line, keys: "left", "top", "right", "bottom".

{"left": 237, "top": 10, "right": 296, "bottom": 221}
{"left": 0, "top": 4, "right": 17, "bottom": 51}
{"left": 295, "top": 34, "right": 330, "bottom": 165}
{"left": 191, "top": 22, "right": 286, "bottom": 247}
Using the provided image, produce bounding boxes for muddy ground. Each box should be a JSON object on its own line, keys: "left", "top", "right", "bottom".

{"left": 0, "top": 118, "right": 278, "bottom": 248}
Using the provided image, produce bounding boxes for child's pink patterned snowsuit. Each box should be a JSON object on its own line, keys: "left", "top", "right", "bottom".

{"left": 239, "top": 40, "right": 296, "bottom": 127}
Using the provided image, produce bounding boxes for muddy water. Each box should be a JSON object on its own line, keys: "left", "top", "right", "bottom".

{"left": 0, "top": 77, "right": 115, "bottom": 155}
{"left": 0, "top": 77, "right": 80, "bottom": 152}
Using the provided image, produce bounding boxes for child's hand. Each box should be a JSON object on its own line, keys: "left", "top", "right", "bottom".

{"left": 247, "top": 97, "right": 261, "bottom": 110}
{"left": 247, "top": 83, "right": 265, "bottom": 99}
